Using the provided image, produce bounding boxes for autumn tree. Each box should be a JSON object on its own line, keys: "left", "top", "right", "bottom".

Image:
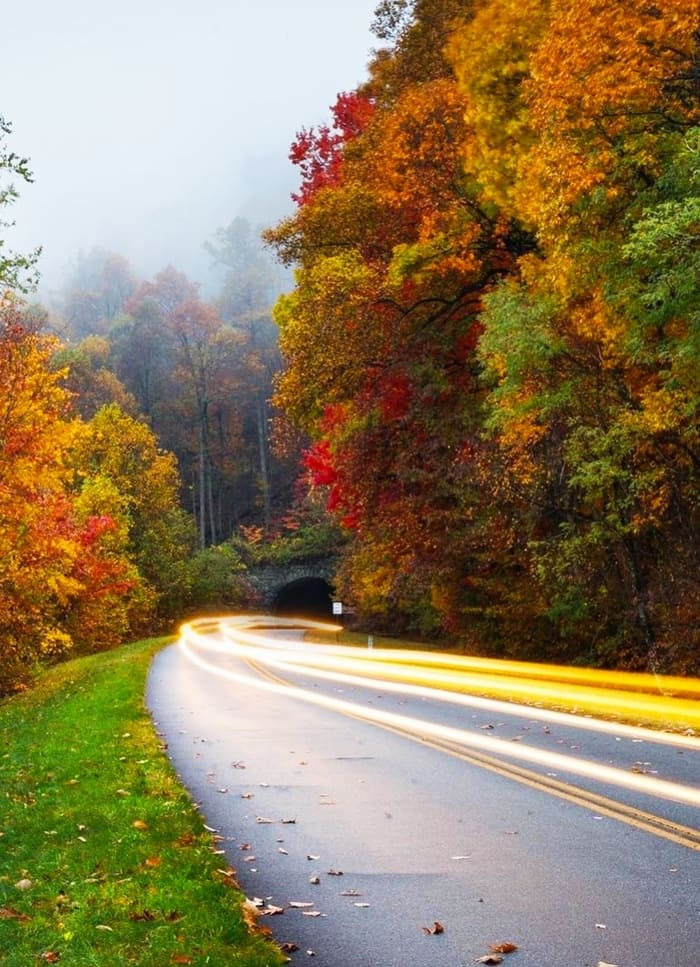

{"left": 205, "top": 217, "right": 288, "bottom": 529}
{"left": 455, "top": 0, "right": 700, "bottom": 668}
{"left": 70, "top": 402, "right": 193, "bottom": 623}
{"left": 265, "top": 0, "right": 700, "bottom": 671}
{"left": 53, "top": 334, "right": 139, "bottom": 419}
{"left": 0, "top": 298, "right": 147, "bottom": 689}
{"left": 266, "top": 0, "right": 528, "bottom": 639}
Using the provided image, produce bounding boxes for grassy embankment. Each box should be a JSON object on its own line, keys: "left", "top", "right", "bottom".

{"left": 0, "top": 637, "right": 285, "bottom": 967}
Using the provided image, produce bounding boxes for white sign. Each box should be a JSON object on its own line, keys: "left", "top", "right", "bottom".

{"left": 332, "top": 601, "right": 343, "bottom": 615}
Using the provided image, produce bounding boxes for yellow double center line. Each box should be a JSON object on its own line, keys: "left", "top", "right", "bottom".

{"left": 248, "top": 657, "right": 700, "bottom": 853}
{"left": 382, "top": 721, "right": 700, "bottom": 852}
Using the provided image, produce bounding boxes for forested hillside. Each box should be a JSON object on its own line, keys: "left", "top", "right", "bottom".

{"left": 0, "top": 120, "right": 305, "bottom": 691}
{"left": 265, "top": 0, "right": 700, "bottom": 673}
{"left": 2, "top": 1, "right": 698, "bottom": 687}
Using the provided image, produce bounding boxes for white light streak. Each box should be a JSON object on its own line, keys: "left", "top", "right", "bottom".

{"left": 178, "top": 618, "right": 700, "bottom": 810}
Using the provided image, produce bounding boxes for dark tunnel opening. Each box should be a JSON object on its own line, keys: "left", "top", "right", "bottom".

{"left": 272, "top": 578, "right": 334, "bottom": 619}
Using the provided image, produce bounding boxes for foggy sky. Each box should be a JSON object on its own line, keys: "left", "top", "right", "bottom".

{"left": 2, "top": 0, "right": 380, "bottom": 300}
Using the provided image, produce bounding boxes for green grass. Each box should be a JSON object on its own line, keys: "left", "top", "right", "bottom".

{"left": 0, "top": 638, "right": 285, "bottom": 966}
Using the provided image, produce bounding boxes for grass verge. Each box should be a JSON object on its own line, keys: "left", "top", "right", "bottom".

{"left": 0, "top": 638, "right": 285, "bottom": 966}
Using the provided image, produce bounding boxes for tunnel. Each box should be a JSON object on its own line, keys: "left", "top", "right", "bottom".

{"left": 272, "top": 577, "right": 334, "bottom": 619}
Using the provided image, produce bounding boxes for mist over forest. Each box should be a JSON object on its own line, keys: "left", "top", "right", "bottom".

{"left": 3, "top": 0, "right": 380, "bottom": 302}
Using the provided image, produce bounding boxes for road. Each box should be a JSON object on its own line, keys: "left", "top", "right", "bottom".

{"left": 146, "top": 617, "right": 700, "bottom": 967}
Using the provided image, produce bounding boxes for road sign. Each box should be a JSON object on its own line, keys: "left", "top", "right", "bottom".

{"left": 332, "top": 601, "right": 343, "bottom": 615}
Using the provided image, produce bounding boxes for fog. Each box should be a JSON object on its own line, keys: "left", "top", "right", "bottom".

{"left": 2, "top": 0, "right": 380, "bottom": 300}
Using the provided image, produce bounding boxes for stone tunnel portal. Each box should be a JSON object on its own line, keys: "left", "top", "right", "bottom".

{"left": 272, "top": 577, "right": 334, "bottom": 619}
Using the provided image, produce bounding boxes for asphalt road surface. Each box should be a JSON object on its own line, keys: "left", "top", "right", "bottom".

{"left": 146, "top": 623, "right": 700, "bottom": 967}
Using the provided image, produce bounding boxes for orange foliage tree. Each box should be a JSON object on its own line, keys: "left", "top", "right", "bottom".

{"left": 452, "top": 0, "right": 700, "bottom": 668}
{"left": 0, "top": 298, "right": 148, "bottom": 689}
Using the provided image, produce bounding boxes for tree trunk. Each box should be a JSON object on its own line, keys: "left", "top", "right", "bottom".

{"left": 256, "top": 391, "right": 271, "bottom": 530}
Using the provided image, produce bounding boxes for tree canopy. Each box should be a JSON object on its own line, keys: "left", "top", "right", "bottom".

{"left": 265, "top": 0, "right": 700, "bottom": 671}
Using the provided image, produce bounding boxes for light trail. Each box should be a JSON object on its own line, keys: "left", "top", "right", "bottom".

{"left": 216, "top": 616, "right": 700, "bottom": 739}
{"left": 178, "top": 617, "right": 700, "bottom": 816}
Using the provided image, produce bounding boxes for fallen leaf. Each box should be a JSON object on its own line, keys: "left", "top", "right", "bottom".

{"left": 489, "top": 942, "right": 518, "bottom": 954}
{"left": 129, "top": 910, "right": 156, "bottom": 921}
{"left": 422, "top": 921, "right": 444, "bottom": 935}
{"left": 260, "top": 905, "right": 285, "bottom": 916}
{"left": 14, "top": 879, "right": 32, "bottom": 891}
{"left": 0, "top": 906, "right": 29, "bottom": 921}
{"left": 302, "top": 910, "right": 324, "bottom": 917}
{"left": 145, "top": 857, "right": 161, "bottom": 868}
{"left": 95, "top": 924, "right": 113, "bottom": 931}
{"left": 132, "top": 820, "right": 148, "bottom": 830}
{"left": 171, "top": 957, "right": 193, "bottom": 965}
{"left": 41, "top": 953, "right": 60, "bottom": 963}
{"left": 289, "top": 902, "right": 315, "bottom": 909}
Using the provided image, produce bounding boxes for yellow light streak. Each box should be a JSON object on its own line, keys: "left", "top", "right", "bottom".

{"left": 177, "top": 618, "right": 700, "bottom": 812}
{"left": 212, "top": 616, "right": 700, "bottom": 734}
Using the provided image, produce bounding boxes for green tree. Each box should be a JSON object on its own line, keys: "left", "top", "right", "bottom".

{"left": 0, "top": 115, "right": 40, "bottom": 291}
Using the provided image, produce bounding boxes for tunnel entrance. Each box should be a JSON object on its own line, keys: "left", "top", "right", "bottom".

{"left": 272, "top": 577, "right": 334, "bottom": 619}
